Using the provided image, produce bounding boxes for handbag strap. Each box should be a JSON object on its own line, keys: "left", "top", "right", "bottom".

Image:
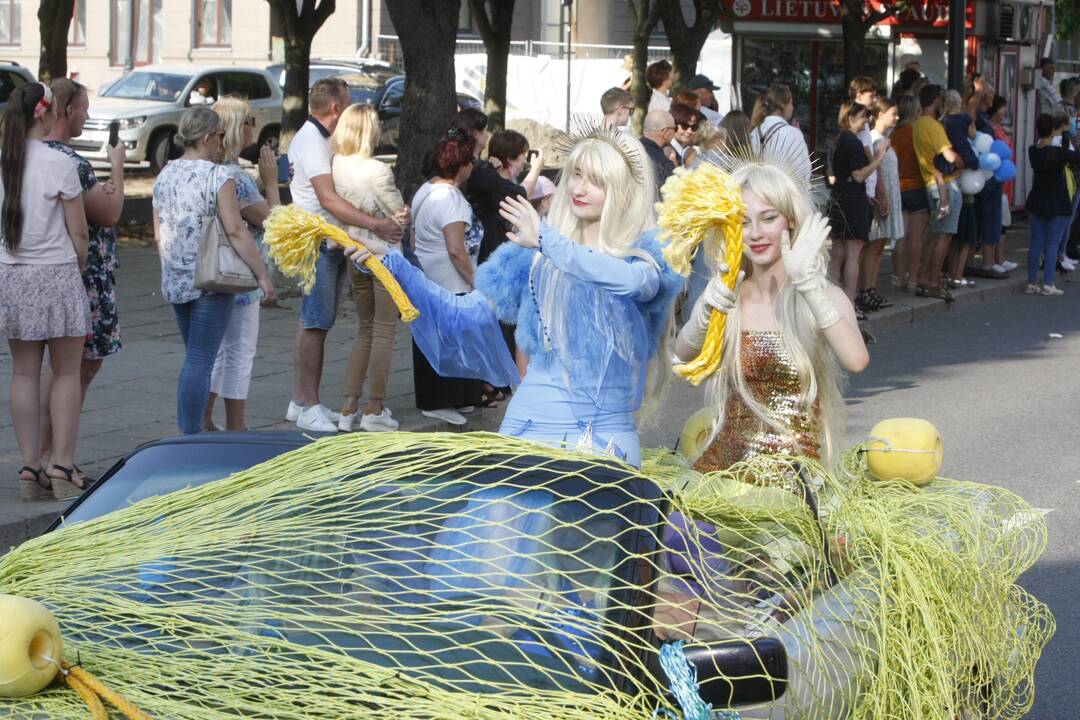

{"left": 205, "top": 163, "right": 222, "bottom": 219}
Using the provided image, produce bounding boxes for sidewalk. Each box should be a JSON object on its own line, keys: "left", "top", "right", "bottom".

{"left": 0, "top": 223, "right": 1045, "bottom": 551}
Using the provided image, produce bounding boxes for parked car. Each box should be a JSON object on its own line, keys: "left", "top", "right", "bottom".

{"left": 0, "top": 61, "right": 34, "bottom": 113}
{"left": 73, "top": 65, "right": 283, "bottom": 172}
{"left": 37, "top": 432, "right": 787, "bottom": 715}
{"left": 268, "top": 62, "right": 481, "bottom": 153}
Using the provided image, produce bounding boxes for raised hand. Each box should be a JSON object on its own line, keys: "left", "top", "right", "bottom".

{"left": 499, "top": 194, "right": 541, "bottom": 249}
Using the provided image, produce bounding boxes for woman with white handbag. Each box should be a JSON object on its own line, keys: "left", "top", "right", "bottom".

{"left": 152, "top": 108, "right": 274, "bottom": 434}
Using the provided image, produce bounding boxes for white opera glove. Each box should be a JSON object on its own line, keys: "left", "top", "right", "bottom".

{"left": 781, "top": 213, "right": 841, "bottom": 330}
{"left": 346, "top": 228, "right": 391, "bottom": 257}
{"left": 678, "top": 267, "right": 744, "bottom": 351}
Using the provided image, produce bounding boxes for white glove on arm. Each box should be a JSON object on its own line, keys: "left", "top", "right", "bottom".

{"left": 678, "top": 266, "right": 743, "bottom": 351}
{"left": 781, "top": 213, "right": 841, "bottom": 330}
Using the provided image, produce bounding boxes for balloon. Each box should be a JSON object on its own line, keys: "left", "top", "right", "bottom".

{"left": 989, "top": 140, "right": 1012, "bottom": 161}
{"left": 959, "top": 169, "right": 986, "bottom": 195}
{"left": 979, "top": 152, "right": 1002, "bottom": 172}
{"left": 994, "top": 159, "right": 1016, "bottom": 182}
{"left": 980, "top": 168, "right": 994, "bottom": 181}
{"left": 866, "top": 418, "right": 943, "bottom": 487}
{"left": 974, "top": 132, "right": 994, "bottom": 155}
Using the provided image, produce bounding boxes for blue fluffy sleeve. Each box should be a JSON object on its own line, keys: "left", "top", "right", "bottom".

{"left": 636, "top": 230, "right": 685, "bottom": 359}
{"left": 474, "top": 242, "right": 536, "bottom": 324}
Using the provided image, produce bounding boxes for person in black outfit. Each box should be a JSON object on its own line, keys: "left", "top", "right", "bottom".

{"left": 1025, "top": 113, "right": 1080, "bottom": 295}
{"left": 639, "top": 109, "right": 676, "bottom": 191}
{"left": 467, "top": 130, "right": 545, "bottom": 264}
{"left": 829, "top": 101, "right": 890, "bottom": 317}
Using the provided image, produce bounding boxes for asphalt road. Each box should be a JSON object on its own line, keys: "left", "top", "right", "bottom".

{"left": 640, "top": 290, "right": 1079, "bottom": 718}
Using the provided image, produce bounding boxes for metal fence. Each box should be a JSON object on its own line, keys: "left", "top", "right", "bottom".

{"left": 374, "top": 35, "right": 669, "bottom": 66}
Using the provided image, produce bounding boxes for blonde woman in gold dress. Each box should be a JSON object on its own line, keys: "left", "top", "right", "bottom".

{"left": 675, "top": 163, "right": 869, "bottom": 472}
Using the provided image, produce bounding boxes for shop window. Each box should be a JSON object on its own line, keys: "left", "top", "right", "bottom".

{"left": 196, "top": 0, "right": 231, "bottom": 48}
{"left": 0, "top": 0, "right": 19, "bottom": 46}
{"left": 111, "top": 0, "right": 163, "bottom": 67}
{"left": 69, "top": 0, "right": 85, "bottom": 47}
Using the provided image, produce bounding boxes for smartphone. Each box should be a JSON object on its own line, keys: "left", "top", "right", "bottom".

{"left": 276, "top": 154, "right": 291, "bottom": 184}
{"left": 527, "top": 149, "right": 539, "bottom": 163}
{"left": 108, "top": 121, "right": 120, "bottom": 148}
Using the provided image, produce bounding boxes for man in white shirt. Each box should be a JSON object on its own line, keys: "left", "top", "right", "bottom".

{"left": 850, "top": 77, "right": 882, "bottom": 211}
{"left": 646, "top": 60, "right": 673, "bottom": 112}
{"left": 286, "top": 77, "right": 405, "bottom": 432}
{"left": 600, "top": 87, "right": 634, "bottom": 130}
{"left": 1039, "top": 58, "right": 1061, "bottom": 116}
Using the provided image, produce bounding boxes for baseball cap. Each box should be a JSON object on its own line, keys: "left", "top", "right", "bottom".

{"left": 687, "top": 74, "right": 719, "bottom": 91}
{"left": 530, "top": 175, "right": 555, "bottom": 201}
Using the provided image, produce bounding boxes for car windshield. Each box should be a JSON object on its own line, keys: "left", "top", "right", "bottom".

{"left": 102, "top": 72, "right": 191, "bottom": 102}
{"left": 62, "top": 441, "right": 302, "bottom": 525}
{"left": 334, "top": 69, "right": 397, "bottom": 88}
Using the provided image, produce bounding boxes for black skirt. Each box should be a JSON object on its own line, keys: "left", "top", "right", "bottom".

{"left": 411, "top": 340, "right": 485, "bottom": 411}
{"left": 829, "top": 192, "right": 872, "bottom": 241}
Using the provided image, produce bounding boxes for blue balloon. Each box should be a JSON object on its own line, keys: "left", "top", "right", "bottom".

{"left": 994, "top": 159, "right": 1016, "bottom": 182}
{"left": 979, "top": 153, "right": 1002, "bottom": 172}
{"left": 989, "top": 140, "right": 1012, "bottom": 162}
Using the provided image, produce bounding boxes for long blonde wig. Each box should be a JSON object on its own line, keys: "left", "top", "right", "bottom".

{"left": 212, "top": 96, "right": 250, "bottom": 164}
{"left": 545, "top": 135, "right": 672, "bottom": 420}
{"left": 705, "top": 163, "right": 845, "bottom": 468}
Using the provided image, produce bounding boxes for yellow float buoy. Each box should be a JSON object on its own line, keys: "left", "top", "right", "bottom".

{"left": 865, "top": 418, "right": 943, "bottom": 486}
{"left": 679, "top": 407, "right": 714, "bottom": 463}
{"left": 0, "top": 594, "right": 62, "bottom": 697}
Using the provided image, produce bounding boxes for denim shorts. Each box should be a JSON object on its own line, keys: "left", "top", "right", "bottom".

{"left": 927, "top": 181, "right": 962, "bottom": 235}
{"left": 300, "top": 241, "right": 347, "bottom": 330}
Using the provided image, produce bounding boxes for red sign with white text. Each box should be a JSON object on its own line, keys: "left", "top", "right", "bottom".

{"left": 727, "top": 0, "right": 974, "bottom": 29}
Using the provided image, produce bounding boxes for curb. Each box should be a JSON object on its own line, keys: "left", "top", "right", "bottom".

{"left": 862, "top": 274, "right": 1029, "bottom": 334}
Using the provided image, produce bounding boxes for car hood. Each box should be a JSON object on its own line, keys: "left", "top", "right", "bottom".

{"left": 88, "top": 97, "right": 174, "bottom": 119}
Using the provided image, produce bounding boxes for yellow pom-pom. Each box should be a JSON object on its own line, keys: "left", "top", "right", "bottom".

{"left": 656, "top": 164, "right": 746, "bottom": 385}
{"left": 263, "top": 205, "right": 420, "bottom": 323}
{"left": 0, "top": 594, "right": 62, "bottom": 697}
{"left": 866, "top": 418, "right": 943, "bottom": 486}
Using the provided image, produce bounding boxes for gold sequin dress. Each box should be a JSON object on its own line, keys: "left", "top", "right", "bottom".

{"left": 694, "top": 330, "right": 821, "bottom": 473}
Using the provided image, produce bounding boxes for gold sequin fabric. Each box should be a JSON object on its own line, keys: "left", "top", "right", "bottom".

{"left": 694, "top": 330, "right": 821, "bottom": 475}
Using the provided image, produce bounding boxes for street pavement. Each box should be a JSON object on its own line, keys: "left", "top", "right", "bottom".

{"left": 1, "top": 227, "right": 1075, "bottom": 715}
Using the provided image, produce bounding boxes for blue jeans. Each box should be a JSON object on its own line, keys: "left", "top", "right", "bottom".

{"left": 299, "top": 242, "right": 347, "bottom": 330}
{"left": 1027, "top": 214, "right": 1072, "bottom": 285}
{"left": 172, "top": 293, "right": 233, "bottom": 434}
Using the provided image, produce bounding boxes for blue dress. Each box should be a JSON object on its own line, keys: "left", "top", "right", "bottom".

{"left": 382, "top": 222, "right": 683, "bottom": 467}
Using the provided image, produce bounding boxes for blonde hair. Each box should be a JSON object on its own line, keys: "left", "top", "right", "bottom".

{"left": 330, "top": 103, "right": 380, "bottom": 158}
{"left": 705, "top": 163, "right": 845, "bottom": 469}
{"left": 212, "top": 96, "right": 250, "bottom": 163}
{"left": 942, "top": 89, "right": 963, "bottom": 116}
{"left": 544, "top": 136, "right": 672, "bottom": 420}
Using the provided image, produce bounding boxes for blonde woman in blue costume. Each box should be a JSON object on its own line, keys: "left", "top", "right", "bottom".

{"left": 347, "top": 127, "right": 682, "bottom": 468}
{"left": 675, "top": 163, "right": 869, "bottom": 473}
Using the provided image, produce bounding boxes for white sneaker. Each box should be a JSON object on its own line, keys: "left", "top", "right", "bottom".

{"left": 1041, "top": 284, "right": 1065, "bottom": 296}
{"left": 337, "top": 412, "right": 357, "bottom": 432}
{"left": 457, "top": 405, "right": 476, "bottom": 415}
{"left": 360, "top": 408, "right": 399, "bottom": 432}
{"left": 307, "top": 404, "right": 340, "bottom": 422}
{"left": 1000, "top": 260, "right": 1019, "bottom": 271}
{"left": 1025, "top": 283, "right": 1042, "bottom": 294}
{"left": 991, "top": 264, "right": 1010, "bottom": 274}
{"left": 421, "top": 408, "right": 468, "bottom": 426}
{"left": 297, "top": 405, "right": 338, "bottom": 432}
{"left": 1062, "top": 258, "right": 1077, "bottom": 271}
{"left": 285, "top": 400, "right": 304, "bottom": 422}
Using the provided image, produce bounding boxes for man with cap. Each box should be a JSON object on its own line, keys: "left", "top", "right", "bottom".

{"left": 687, "top": 74, "right": 723, "bottom": 125}
{"left": 1039, "top": 58, "right": 1061, "bottom": 115}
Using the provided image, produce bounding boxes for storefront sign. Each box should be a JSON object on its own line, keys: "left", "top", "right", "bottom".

{"left": 727, "top": 0, "right": 973, "bottom": 29}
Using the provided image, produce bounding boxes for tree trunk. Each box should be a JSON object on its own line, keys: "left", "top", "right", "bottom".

{"left": 659, "top": 0, "right": 721, "bottom": 93}
{"left": 280, "top": 34, "right": 312, "bottom": 153}
{"left": 469, "top": 0, "right": 515, "bottom": 132}
{"left": 841, "top": 0, "right": 867, "bottom": 88}
{"left": 388, "top": 0, "right": 460, "bottom": 202}
{"left": 37, "top": 0, "right": 74, "bottom": 83}
{"left": 628, "top": 0, "right": 661, "bottom": 135}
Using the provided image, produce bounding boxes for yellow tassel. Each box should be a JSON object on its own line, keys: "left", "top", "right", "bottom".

{"left": 263, "top": 206, "right": 420, "bottom": 323}
{"left": 656, "top": 165, "right": 745, "bottom": 385}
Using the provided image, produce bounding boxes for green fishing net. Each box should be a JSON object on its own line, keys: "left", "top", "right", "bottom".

{"left": 0, "top": 432, "right": 1053, "bottom": 719}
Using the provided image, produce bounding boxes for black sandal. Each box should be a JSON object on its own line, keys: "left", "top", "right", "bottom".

{"left": 47, "top": 464, "right": 87, "bottom": 501}
{"left": 18, "top": 465, "right": 51, "bottom": 501}
{"left": 476, "top": 392, "right": 502, "bottom": 408}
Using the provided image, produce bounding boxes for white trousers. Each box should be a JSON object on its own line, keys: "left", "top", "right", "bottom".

{"left": 210, "top": 299, "right": 260, "bottom": 400}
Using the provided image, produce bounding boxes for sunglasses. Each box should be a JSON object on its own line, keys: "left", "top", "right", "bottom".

{"left": 678, "top": 122, "right": 700, "bottom": 131}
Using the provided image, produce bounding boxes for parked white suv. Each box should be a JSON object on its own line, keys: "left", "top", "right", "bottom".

{"left": 75, "top": 65, "right": 283, "bottom": 172}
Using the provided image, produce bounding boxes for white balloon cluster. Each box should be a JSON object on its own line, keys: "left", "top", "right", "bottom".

{"left": 960, "top": 131, "right": 1016, "bottom": 195}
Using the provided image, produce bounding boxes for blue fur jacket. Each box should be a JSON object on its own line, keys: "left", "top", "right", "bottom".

{"left": 475, "top": 227, "right": 684, "bottom": 369}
